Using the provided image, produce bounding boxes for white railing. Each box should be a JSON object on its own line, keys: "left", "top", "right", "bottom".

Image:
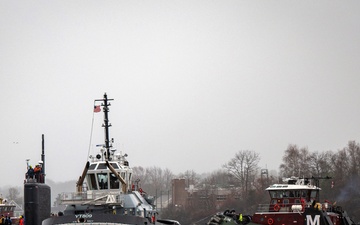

{"left": 256, "top": 204, "right": 304, "bottom": 213}
{"left": 60, "top": 191, "right": 123, "bottom": 204}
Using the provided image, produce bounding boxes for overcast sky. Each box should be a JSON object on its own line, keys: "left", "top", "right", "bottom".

{"left": 1, "top": 1, "right": 360, "bottom": 188}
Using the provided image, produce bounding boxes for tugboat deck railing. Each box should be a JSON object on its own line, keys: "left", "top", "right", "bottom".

{"left": 60, "top": 190, "right": 123, "bottom": 205}
{"left": 256, "top": 202, "right": 339, "bottom": 214}
{"left": 256, "top": 204, "right": 304, "bottom": 213}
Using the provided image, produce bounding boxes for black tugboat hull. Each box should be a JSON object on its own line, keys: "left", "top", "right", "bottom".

{"left": 25, "top": 94, "right": 180, "bottom": 225}
{"left": 42, "top": 213, "right": 150, "bottom": 225}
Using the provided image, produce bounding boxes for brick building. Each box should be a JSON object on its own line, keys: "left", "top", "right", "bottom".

{"left": 171, "top": 178, "right": 239, "bottom": 210}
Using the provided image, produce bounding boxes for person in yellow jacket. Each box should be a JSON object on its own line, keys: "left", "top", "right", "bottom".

{"left": 0, "top": 215, "right": 4, "bottom": 224}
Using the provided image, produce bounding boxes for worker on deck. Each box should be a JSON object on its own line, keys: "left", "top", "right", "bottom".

{"left": 34, "top": 160, "right": 44, "bottom": 183}
{"left": 27, "top": 166, "right": 34, "bottom": 180}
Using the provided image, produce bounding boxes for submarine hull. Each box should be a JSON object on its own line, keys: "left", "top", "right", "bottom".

{"left": 24, "top": 182, "right": 51, "bottom": 225}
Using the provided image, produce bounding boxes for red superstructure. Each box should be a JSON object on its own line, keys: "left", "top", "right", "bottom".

{"left": 208, "top": 177, "right": 357, "bottom": 225}
{"left": 0, "top": 197, "right": 19, "bottom": 224}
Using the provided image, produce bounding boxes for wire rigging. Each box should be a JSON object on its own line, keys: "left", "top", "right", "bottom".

{"left": 87, "top": 101, "right": 97, "bottom": 161}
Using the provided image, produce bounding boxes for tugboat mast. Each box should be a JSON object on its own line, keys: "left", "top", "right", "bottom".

{"left": 95, "top": 93, "right": 114, "bottom": 160}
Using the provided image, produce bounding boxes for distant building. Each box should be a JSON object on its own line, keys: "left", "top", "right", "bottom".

{"left": 171, "top": 178, "right": 240, "bottom": 210}
{"left": 172, "top": 179, "right": 187, "bottom": 208}
{"left": 10, "top": 200, "right": 23, "bottom": 217}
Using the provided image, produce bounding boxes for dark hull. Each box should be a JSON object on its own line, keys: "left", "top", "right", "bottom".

{"left": 24, "top": 182, "right": 51, "bottom": 225}
{"left": 208, "top": 208, "right": 356, "bottom": 225}
{"left": 42, "top": 213, "right": 150, "bottom": 225}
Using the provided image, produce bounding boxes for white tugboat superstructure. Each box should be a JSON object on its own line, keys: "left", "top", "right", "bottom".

{"left": 42, "top": 93, "right": 158, "bottom": 225}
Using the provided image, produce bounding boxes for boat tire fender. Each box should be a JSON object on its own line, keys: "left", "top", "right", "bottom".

{"left": 268, "top": 218, "right": 274, "bottom": 225}
{"left": 78, "top": 218, "right": 86, "bottom": 223}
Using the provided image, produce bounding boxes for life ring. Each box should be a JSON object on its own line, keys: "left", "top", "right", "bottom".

{"left": 273, "top": 204, "right": 280, "bottom": 212}
{"left": 268, "top": 218, "right": 274, "bottom": 225}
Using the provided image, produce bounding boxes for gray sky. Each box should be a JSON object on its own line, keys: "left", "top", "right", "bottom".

{"left": 1, "top": 1, "right": 360, "bottom": 188}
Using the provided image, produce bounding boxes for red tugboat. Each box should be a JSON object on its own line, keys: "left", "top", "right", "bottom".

{"left": 208, "top": 177, "right": 357, "bottom": 225}
{"left": 0, "top": 197, "right": 19, "bottom": 224}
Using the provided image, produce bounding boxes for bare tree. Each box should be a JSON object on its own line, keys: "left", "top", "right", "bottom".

{"left": 309, "top": 151, "right": 333, "bottom": 177}
{"left": 146, "top": 166, "right": 164, "bottom": 193}
{"left": 200, "top": 169, "right": 235, "bottom": 188}
{"left": 331, "top": 148, "right": 349, "bottom": 187}
{"left": 280, "top": 144, "right": 311, "bottom": 177}
{"left": 7, "top": 187, "right": 21, "bottom": 202}
{"left": 179, "top": 170, "right": 199, "bottom": 187}
{"left": 132, "top": 166, "right": 174, "bottom": 196}
{"left": 345, "top": 140, "right": 360, "bottom": 176}
{"left": 330, "top": 141, "right": 360, "bottom": 187}
{"left": 223, "top": 150, "right": 260, "bottom": 195}
{"left": 132, "top": 166, "right": 148, "bottom": 187}
{"left": 162, "top": 168, "right": 174, "bottom": 191}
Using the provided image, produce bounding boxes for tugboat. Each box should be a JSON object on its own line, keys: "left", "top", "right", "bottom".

{"left": 0, "top": 197, "right": 18, "bottom": 224}
{"left": 39, "top": 93, "right": 177, "bottom": 225}
{"left": 208, "top": 177, "right": 357, "bottom": 225}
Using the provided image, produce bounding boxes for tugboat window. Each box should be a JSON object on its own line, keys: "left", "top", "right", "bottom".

{"left": 98, "top": 163, "right": 107, "bottom": 170}
{"left": 301, "top": 190, "right": 307, "bottom": 197}
{"left": 110, "top": 163, "right": 119, "bottom": 169}
{"left": 89, "top": 174, "right": 98, "bottom": 190}
{"left": 310, "top": 190, "right": 317, "bottom": 199}
{"left": 294, "top": 191, "right": 300, "bottom": 197}
{"left": 89, "top": 164, "right": 97, "bottom": 170}
{"left": 269, "top": 191, "right": 278, "bottom": 198}
{"left": 98, "top": 173, "right": 108, "bottom": 189}
{"left": 110, "top": 173, "right": 120, "bottom": 189}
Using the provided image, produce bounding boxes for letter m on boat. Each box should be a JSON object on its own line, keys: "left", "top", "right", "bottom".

{"left": 306, "top": 215, "right": 320, "bottom": 225}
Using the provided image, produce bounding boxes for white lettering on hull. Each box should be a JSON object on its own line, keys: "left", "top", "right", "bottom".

{"left": 75, "top": 214, "right": 93, "bottom": 219}
{"left": 306, "top": 215, "right": 320, "bottom": 225}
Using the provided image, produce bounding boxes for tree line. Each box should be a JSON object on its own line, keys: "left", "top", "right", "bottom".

{"left": 132, "top": 140, "right": 360, "bottom": 224}
{"left": 3, "top": 140, "right": 360, "bottom": 224}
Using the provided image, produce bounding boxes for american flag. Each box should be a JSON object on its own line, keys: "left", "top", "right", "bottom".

{"left": 94, "top": 105, "right": 101, "bottom": 113}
